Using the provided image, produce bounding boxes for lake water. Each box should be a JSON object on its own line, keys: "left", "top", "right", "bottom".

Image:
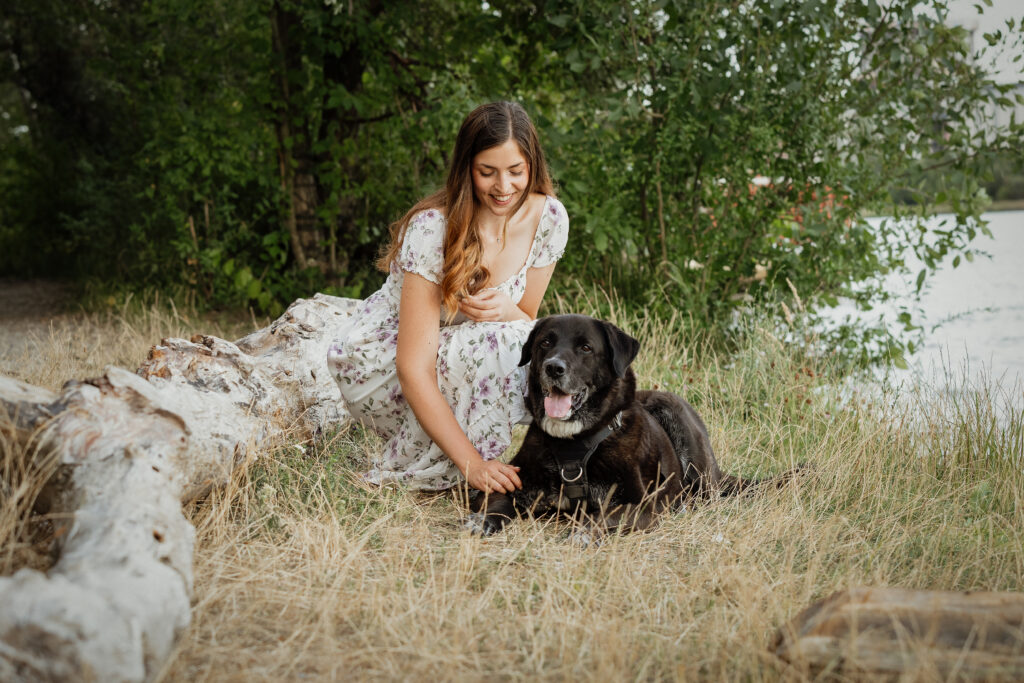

{"left": 829, "top": 210, "right": 1024, "bottom": 388}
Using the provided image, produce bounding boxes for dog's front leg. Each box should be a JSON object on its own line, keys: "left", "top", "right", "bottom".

{"left": 578, "top": 465, "right": 675, "bottom": 542}
{"left": 567, "top": 505, "right": 655, "bottom": 547}
{"left": 465, "top": 492, "right": 516, "bottom": 536}
{"left": 599, "top": 503, "right": 659, "bottom": 534}
{"left": 569, "top": 499, "right": 662, "bottom": 546}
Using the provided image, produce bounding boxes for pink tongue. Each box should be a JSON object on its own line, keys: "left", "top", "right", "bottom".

{"left": 544, "top": 393, "right": 573, "bottom": 419}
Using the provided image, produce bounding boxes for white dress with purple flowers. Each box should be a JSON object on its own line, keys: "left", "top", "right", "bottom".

{"left": 327, "top": 195, "right": 569, "bottom": 490}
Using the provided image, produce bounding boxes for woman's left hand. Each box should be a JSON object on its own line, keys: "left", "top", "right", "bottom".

{"left": 459, "top": 289, "right": 521, "bottom": 322}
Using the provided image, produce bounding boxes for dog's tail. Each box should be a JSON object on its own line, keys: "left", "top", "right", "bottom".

{"left": 715, "top": 466, "right": 805, "bottom": 497}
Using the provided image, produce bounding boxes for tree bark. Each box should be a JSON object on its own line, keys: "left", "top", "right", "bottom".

{"left": 0, "top": 294, "right": 359, "bottom": 682}
{"left": 772, "top": 586, "right": 1024, "bottom": 681}
{"left": 270, "top": 2, "right": 318, "bottom": 272}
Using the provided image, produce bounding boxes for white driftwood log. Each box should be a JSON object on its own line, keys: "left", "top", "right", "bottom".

{"left": 0, "top": 294, "right": 360, "bottom": 682}
{"left": 773, "top": 586, "right": 1024, "bottom": 680}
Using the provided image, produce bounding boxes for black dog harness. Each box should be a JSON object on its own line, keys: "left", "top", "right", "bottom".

{"left": 551, "top": 411, "right": 624, "bottom": 503}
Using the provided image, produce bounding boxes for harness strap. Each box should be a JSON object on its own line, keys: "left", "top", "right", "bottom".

{"left": 551, "top": 411, "right": 623, "bottom": 503}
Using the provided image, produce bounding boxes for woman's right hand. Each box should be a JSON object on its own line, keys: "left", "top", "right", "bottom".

{"left": 464, "top": 458, "right": 522, "bottom": 494}
{"left": 459, "top": 289, "right": 525, "bottom": 323}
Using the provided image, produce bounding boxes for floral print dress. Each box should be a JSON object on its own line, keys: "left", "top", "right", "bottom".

{"left": 327, "top": 195, "right": 569, "bottom": 490}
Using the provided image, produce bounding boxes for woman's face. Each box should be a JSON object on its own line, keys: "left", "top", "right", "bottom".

{"left": 471, "top": 139, "right": 530, "bottom": 217}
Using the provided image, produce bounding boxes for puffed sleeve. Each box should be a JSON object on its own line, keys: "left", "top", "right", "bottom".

{"left": 529, "top": 196, "right": 570, "bottom": 269}
{"left": 395, "top": 209, "right": 446, "bottom": 284}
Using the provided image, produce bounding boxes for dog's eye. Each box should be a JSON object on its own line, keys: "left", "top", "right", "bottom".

{"left": 539, "top": 338, "right": 552, "bottom": 348}
{"left": 579, "top": 344, "right": 593, "bottom": 354}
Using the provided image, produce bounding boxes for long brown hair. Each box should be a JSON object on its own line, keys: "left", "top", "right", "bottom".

{"left": 377, "top": 101, "right": 555, "bottom": 319}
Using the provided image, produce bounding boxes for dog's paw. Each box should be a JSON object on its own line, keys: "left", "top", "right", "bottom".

{"left": 567, "top": 528, "right": 603, "bottom": 548}
{"left": 463, "top": 512, "right": 499, "bottom": 536}
{"left": 462, "top": 512, "right": 489, "bottom": 535}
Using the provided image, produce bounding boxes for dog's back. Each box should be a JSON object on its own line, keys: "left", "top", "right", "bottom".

{"left": 637, "top": 390, "right": 725, "bottom": 497}
{"left": 637, "top": 390, "right": 795, "bottom": 497}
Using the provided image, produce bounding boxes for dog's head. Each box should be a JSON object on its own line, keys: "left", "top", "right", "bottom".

{"left": 519, "top": 314, "right": 639, "bottom": 437}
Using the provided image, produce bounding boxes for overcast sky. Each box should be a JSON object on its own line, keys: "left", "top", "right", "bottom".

{"left": 947, "top": 0, "right": 1022, "bottom": 83}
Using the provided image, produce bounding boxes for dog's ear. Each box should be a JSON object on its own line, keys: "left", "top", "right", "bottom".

{"left": 519, "top": 317, "right": 547, "bottom": 367}
{"left": 600, "top": 320, "right": 640, "bottom": 378}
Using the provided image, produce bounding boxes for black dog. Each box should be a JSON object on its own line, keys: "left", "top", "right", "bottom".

{"left": 466, "top": 314, "right": 795, "bottom": 542}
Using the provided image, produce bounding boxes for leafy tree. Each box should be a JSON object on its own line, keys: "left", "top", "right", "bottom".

{"left": 2, "top": 0, "right": 1020, "bottom": 364}
{"left": 494, "top": 0, "right": 1021, "bottom": 362}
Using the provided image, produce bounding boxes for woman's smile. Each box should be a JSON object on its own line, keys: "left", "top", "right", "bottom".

{"left": 472, "top": 139, "right": 529, "bottom": 216}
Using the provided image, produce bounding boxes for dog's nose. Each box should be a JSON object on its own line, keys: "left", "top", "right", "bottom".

{"left": 543, "top": 358, "right": 566, "bottom": 379}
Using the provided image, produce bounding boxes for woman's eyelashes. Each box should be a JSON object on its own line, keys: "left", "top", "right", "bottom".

{"left": 479, "top": 171, "right": 524, "bottom": 178}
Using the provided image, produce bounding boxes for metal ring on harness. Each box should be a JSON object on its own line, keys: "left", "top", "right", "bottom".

{"left": 560, "top": 464, "right": 584, "bottom": 482}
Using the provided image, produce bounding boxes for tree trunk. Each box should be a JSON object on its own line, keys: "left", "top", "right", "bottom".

{"left": 0, "top": 294, "right": 359, "bottom": 682}
{"left": 772, "top": 586, "right": 1024, "bottom": 681}
{"left": 270, "top": 2, "right": 324, "bottom": 273}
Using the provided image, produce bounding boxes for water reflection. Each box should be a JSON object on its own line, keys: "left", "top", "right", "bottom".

{"left": 828, "top": 210, "right": 1024, "bottom": 385}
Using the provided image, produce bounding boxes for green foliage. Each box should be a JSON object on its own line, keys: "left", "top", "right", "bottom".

{"left": 520, "top": 0, "right": 1022, "bottom": 364}
{"left": 1, "top": 0, "right": 1021, "bottom": 364}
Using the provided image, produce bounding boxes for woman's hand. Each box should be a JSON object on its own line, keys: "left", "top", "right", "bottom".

{"left": 459, "top": 288, "right": 523, "bottom": 322}
{"left": 464, "top": 458, "right": 522, "bottom": 494}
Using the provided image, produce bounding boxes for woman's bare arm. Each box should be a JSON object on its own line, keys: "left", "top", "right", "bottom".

{"left": 396, "top": 272, "right": 521, "bottom": 493}
{"left": 516, "top": 262, "right": 556, "bottom": 319}
{"left": 458, "top": 262, "right": 556, "bottom": 322}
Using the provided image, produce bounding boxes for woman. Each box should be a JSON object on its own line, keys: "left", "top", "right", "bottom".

{"left": 328, "top": 101, "right": 569, "bottom": 494}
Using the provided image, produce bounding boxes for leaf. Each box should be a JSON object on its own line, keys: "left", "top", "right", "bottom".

{"left": 567, "top": 47, "right": 585, "bottom": 73}
{"left": 235, "top": 266, "right": 253, "bottom": 289}
{"left": 915, "top": 269, "right": 926, "bottom": 293}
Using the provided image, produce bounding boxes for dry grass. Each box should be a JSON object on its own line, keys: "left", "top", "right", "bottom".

{"left": 2, "top": 295, "right": 1022, "bottom": 681}
{"left": 0, "top": 419, "right": 61, "bottom": 575}
{"left": 0, "top": 290, "right": 251, "bottom": 391}
{"left": 0, "top": 294, "right": 254, "bottom": 574}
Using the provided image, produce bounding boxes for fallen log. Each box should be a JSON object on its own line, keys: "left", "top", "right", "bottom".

{"left": 0, "top": 294, "right": 360, "bottom": 682}
{"left": 772, "top": 586, "right": 1024, "bottom": 680}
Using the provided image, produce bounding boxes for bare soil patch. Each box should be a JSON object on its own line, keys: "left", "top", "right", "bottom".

{"left": 0, "top": 280, "right": 253, "bottom": 391}
{"left": 0, "top": 279, "right": 76, "bottom": 373}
